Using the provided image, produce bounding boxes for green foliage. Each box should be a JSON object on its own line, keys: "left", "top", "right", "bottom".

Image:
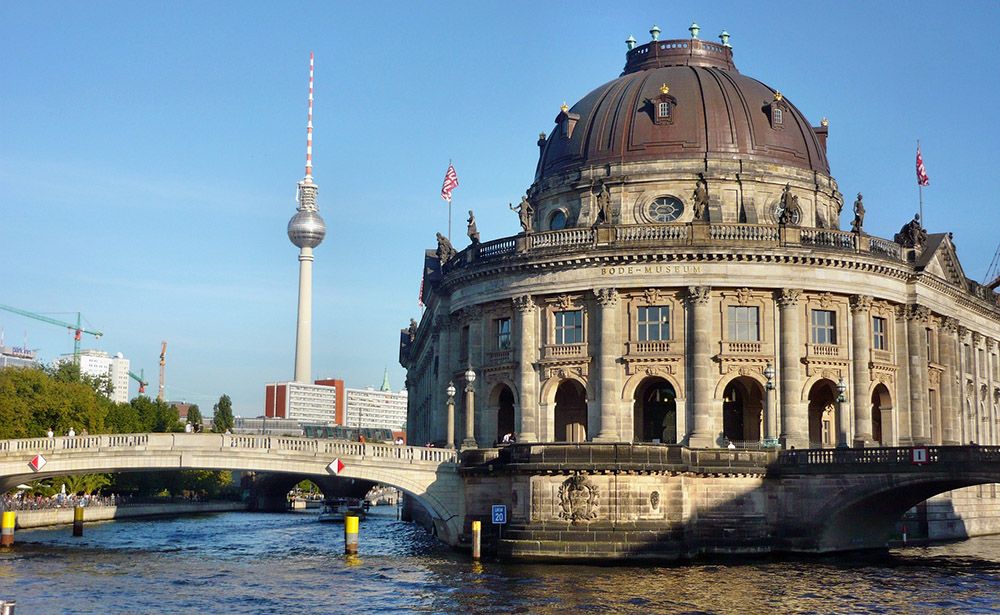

{"left": 212, "top": 394, "right": 234, "bottom": 433}
{"left": 0, "top": 365, "right": 113, "bottom": 439}
{"left": 186, "top": 404, "right": 203, "bottom": 427}
{"left": 61, "top": 473, "right": 111, "bottom": 495}
{"left": 296, "top": 480, "right": 320, "bottom": 493}
{"left": 128, "top": 396, "right": 182, "bottom": 433}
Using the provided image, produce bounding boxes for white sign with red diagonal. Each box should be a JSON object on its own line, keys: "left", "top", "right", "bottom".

{"left": 29, "top": 454, "right": 47, "bottom": 472}
{"left": 327, "top": 458, "right": 345, "bottom": 475}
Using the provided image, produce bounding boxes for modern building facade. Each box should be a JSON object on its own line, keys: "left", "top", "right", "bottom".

{"left": 345, "top": 371, "right": 408, "bottom": 431}
{"left": 0, "top": 345, "right": 39, "bottom": 369}
{"left": 60, "top": 349, "right": 131, "bottom": 404}
{"left": 264, "top": 378, "right": 344, "bottom": 424}
{"left": 401, "top": 32, "right": 1000, "bottom": 455}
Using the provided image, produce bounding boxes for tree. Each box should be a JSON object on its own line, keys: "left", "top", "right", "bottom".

{"left": 212, "top": 394, "right": 234, "bottom": 433}
{"left": 187, "top": 404, "right": 203, "bottom": 430}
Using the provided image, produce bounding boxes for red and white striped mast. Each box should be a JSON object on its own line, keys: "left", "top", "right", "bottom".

{"left": 287, "top": 51, "right": 326, "bottom": 383}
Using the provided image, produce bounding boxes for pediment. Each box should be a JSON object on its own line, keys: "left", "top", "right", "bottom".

{"left": 916, "top": 233, "right": 968, "bottom": 289}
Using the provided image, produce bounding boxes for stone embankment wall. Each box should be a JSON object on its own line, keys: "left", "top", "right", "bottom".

{"left": 11, "top": 501, "right": 246, "bottom": 529}
{"left": 927, "top": 487, "right": 1000, "bottom": 540}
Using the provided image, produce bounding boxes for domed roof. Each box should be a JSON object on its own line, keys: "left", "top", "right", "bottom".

{"left": 536, "top": 38, "right": 830, "bottom": 182}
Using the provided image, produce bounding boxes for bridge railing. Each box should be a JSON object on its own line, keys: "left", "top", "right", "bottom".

{"left": 778, "top": 445, "right": 1000, "bottom": 466}
{"left": 0, "top": 434, "right": 457, "bottom": 465}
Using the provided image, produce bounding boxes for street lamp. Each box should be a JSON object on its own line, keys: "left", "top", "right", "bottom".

{"left": 462, "top": 366, "right": 477, "bottom": 449}
{"left": 446, "top": 381, "right": 456, "bottom": 448}
{"left": 763, "top": 362, "right": 775, "bottom": 445}
{"left": 836, "top": 377, "right": 849, "bottom": 448}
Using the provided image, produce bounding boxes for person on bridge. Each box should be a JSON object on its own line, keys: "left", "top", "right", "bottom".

{"left": 67, "top": 427, "right": 76, "bottom": 437}
{"left": 47, "top": 428, "right": 54, "bottom": 438}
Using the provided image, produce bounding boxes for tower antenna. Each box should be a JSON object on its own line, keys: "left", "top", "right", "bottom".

{"left": 305, "top": 50, "right": 314, "bottom": 181}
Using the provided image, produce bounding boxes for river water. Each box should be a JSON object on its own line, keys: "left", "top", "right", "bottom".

{"left": 3, "top": 507, "right": 1000, "bottom": 614}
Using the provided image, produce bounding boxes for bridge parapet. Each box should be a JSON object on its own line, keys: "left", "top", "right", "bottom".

{"left": 774, "top": 445, "right": 1000, "bottom": 475}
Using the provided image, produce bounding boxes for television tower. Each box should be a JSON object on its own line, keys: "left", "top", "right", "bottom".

{"left": 287, "top": 51, "right": 326, "bottom": 383}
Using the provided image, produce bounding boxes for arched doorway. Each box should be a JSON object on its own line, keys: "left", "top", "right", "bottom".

{"left": 808, "top": 379, "right": 838, "bottom": 448}
{"left": 871, "top": 384, "right": 892, "bottom": 446}
{"left": 633, "top": 378, "right": 677, "bottom": 443}
{"left": 497, "top": 386, "right": 515, "bottom": 441}
{"left": 722, "top": 377, "right": 764, "bottom": 444}
{"left": 554, "top": 380, "right": 588, "bottom": 442}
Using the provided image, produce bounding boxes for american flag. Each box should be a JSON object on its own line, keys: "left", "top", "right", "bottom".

{"left": 916, "top": 146, "right": 930, "bottom": 187}
{"left": 440, "top": 163, "right": 459, "bottom": 202}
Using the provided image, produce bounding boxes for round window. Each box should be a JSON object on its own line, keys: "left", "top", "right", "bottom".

{"left": 773, "top": 202, "right": 801, "bottom": 225}
{"left": 648, "top": 196, "right": 685, "bottom": 222}
{"left": 549, "top": 210, "right": 567, "bottom": 230}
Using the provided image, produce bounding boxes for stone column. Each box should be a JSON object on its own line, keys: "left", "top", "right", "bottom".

{"left": 686, "top": 286, "right": 715, "bottom": 448}
{"left": 972, "top": 332, "right": 983, "bottom": 444}
{"left": 939, "top": 318, "right": 959, "bottom": 444}
{"left": 850, "top": 295, "right": 873, "bottom": 446}
{"left": 513, "top": 295, "right": 538, "bottom": 442}
{"left": 594, "top": 288, "right": 621, "bottom": 441}
{"left": 777, "top": 289, "right": 808, "bottom": 449}
{"left": 466, "top": 307, "right": 484, "bottom": 447}
{"left": 988, "top": 339, "right": 997, "bottom": 445}
{"left": 906, "top": 305, "right": 930, "bottom": 444}
{"left": 957, "top": 326, "right": 970, "bottom": 443}
{"left": 894, "top": 306, "right": 913, "bottom": 444}
{"left": 434, "top": 314, "right": 452, "bottom": 444}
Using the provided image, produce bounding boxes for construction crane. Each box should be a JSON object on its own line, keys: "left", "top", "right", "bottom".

{"left": 0, "top": 303, "right": 103, "bottom": 362}
{"left": 129, "top": 368, "right": 149, "bottom": 395}
{"left": 158, "top": 341, "right": 167, "bottom": 401}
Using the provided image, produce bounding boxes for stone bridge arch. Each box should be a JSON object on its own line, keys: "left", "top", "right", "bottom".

{"left": 0, "top": 433, "right": 465, "bottom": 545}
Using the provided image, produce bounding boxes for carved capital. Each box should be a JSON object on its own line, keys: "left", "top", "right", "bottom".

{"left": 460, "top": 305, "right": 483, "bottom": 324}
{"left": 776, "top": 288, "right": 802, "bottom": 308}
{"left": 986, "top": 338, "right": 996, "bottom": 352}
{"left": 512, "top": 295, "right": 535, "bottom": 313}
{"left": 686, "top": 286, "right": 711, "bottom": 305}
{"left": 957, "top": 325, "right": 969, "bottom": 339}
{"left": 942, "top": 317, "right": 960, "bottom": 333}
{"left": 972, "top": 331, "right": 982, "bottom": 345}
{"left": 594, "top": 287, "right": 619, "bottom": 307}
{"left": 433, "top": 313, "right": 454, "bottom": 330}
{"left": 849, "top": 294, "right": 873, "bottom": 313}
{"left": 906, "top": 305, "right": 930, "bottom": 323}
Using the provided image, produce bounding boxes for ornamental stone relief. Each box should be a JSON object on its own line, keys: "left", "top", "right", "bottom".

{"left": 686, "top": 286, "right": 711, "bottom": 305}
{"left": 735, "top": 287, "right": 753, "bottom": 306}
{"left": 556, "top": 294, "right": 575, "bottom": 310}
{"left": 558, "top": 474, "right": 599, "bottom": 524}
{"left": 850, "top": 294, "right": 873, "bottom": 313}
{"left": 595, "top": 287, "right": 619, "bottom": 307}
{"left": 817, "top": 292, "right": 834, "bottom": 309}
{"left": 643, "top": 288, "right": 662, "bottom": 305}
{"left": 513, "top": 295, "right": 535, "bottom": 313}
{"left": 650, "top": 491, "right": 660, "bottom": 511}
{"left": 943, "top": 317, "right": 960, "bottom": 333}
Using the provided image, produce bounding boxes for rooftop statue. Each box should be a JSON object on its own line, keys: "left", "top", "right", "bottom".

{"left": 510, "top": 196, "right": 534, "bottom": 234}
{"left": 467, "top": 210, "right": 480, "bottom": 244}
{"left": 407, "top": 318, "right": 418, "bottom": 342}
{"left": 593, "top": 183, "right": 610, "bottom": 226}
{"left": 894, "top": 213, "right": 928, "bottom": 248}
{"left": 851, "top": 193, "right": 865, "bottom": 233}
{"left": 693, "top": 174, "right": 709, "bottom": 221}
{"left": 436, "top": 232, "right": 457, "bottom": 264}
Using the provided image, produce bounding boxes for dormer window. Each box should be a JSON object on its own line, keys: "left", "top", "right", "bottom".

{"left": 766, "top": 91, "right": 789, "bottom": 130}
{"left": 555, "top": 102, "right": 580, "bottom": 139}
{"left": 652, "top": 83, "right": 677, "bottom": 126}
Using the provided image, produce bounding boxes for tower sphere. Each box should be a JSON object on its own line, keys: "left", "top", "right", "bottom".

{"left": 287, "top": 209, "right": 327, "bottom": 248}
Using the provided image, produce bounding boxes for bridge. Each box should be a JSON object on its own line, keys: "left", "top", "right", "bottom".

{"left": 0, "top": 433, "right": 464, "bottom": 543}
{"left": 4, "top": 435, "right": 1000, "bottom": 557}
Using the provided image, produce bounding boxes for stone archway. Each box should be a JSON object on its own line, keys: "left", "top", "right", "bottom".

{"left": 633, "top": 377, "right": 677, "bottom": 443}
{"left": 808, "top": 379, "right": 838, "bottom": 448}
{"left": 871, "top": 383, "right": 893, "bottom": 446}
{"left": 496, "top": 386, "right": 515, "bottom": 443}
{"left": 722, "top": 377, "right": 764, "bottom": 444}
{"left": 554, "top": 380, "right": 588, "bottom": 442}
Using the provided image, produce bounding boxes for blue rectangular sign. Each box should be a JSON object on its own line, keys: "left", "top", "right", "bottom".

{"left": 491, "top": 504, "right": 507, "bottom": 525}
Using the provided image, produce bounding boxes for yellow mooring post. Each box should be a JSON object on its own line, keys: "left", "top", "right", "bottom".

{"left": 344, "top": 515, "right": 359, "bottom": 555}
{"left": 72, "top": 505, "right": 84, "bottom": 537}
{"left": 471, "top": 520, "right": 481, "bottom": 560}
{"left": 1, "top": 511, "right": 15, "bottom": 547}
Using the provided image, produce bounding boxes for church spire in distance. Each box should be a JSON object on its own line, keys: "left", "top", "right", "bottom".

{"left": 287, "top": 51, "right": 327, "bottom": 383}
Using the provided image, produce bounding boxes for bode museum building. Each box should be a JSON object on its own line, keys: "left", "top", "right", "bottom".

{"left": 400, "top": 27, "right": 1000, "bottom": 557}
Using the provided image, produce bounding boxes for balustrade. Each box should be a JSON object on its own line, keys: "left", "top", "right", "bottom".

{"left": 625, "top": 340, "right": 673, "bottom": 355}
{"left": 543, "top": 343, "right": 587, "bottom": 359}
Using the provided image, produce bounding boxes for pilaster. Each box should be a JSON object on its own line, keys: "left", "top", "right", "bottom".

{"left": 906, "top": 305, "right": 930, "bottom": 444}
{"left": 777, "top": 289, "right": 807, "bottom": 449}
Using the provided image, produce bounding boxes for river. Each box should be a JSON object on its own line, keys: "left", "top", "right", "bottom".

{"left": 3, "top": 507, "right": 1000, "bottom": 614}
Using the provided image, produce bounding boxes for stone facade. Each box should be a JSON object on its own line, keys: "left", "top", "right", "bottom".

{"left": 399, "top": 33, "right": 1000, "bottom": 558}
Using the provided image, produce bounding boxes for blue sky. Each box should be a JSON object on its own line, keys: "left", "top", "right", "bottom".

{"left": 2, "top": 2, "right": 998, "bottom": 416}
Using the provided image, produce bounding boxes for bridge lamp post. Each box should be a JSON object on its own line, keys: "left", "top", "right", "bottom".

{"left": 462, "top": 366, "right": 478, "bottom": 449}
{"left": 446, "top": 381, "right": 456, "bottom": 448}
{"left": 836, "top": 377, "right": 849, "bottom": 449}
{"left": 763, "top": 362, "right": 775, "bottom": 444}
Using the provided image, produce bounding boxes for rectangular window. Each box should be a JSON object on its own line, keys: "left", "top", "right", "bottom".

{"left": 773, "top": 107, "right": 783, "bottom": 125}
{"left": 638, "top": 306, "right": 670, "bottom": 341}
{"left": 727, "top": 306, "right": 760, "bottom": 342}
{"left": 658, "top": 102, "right": 671, "bottom": 119}
{"left": 495, "top": 318, "right": 511, "bottom": 350}
{"left": 554, "top": 310, "right": 584, "bottom": 345}
{"left": 872, "top": 316, "right": 887, "bottom": 351}
{"left": 811, "top": 310, "right": 837, "bottom": 345}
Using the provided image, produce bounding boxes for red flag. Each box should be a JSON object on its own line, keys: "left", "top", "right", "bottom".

{"left": 916, "top": 146, "right": 930, "bottom": 187}
{"left": 417, "top": 277, "right": 425, "bottom": 307}
{"left": 440, "top": 163, "right": 459, "bottom": 202}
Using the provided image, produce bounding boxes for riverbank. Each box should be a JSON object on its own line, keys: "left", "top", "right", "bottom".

{"left": 9, "top": 500, "right": 246, "bottom": 529}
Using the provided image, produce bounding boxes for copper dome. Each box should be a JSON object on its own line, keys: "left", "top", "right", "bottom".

{"left": 535, "top": 39, "right": 830, "bottom": 182}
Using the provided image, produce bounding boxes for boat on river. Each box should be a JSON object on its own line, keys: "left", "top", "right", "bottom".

{"left": 317, "top": 498, "right": 367, "bottom": 523}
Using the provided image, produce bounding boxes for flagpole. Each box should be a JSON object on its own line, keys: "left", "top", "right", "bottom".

{"left": 448, "top": 159, "right": 453, "bottom": 241}
{"left": 918, "top": 139, "right": 924, "bottom": 225}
